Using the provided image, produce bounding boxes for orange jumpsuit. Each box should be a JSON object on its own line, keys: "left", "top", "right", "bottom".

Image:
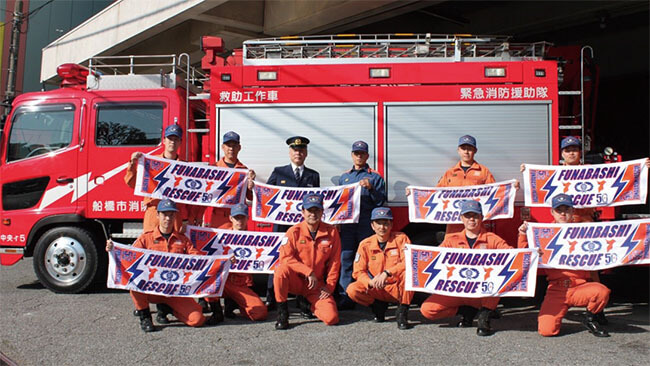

{"left": 346, "top": 232, "right": 414, "bottom": 306}
{"left": 420, "top": 229, "right": 510, "bottom": 321}
{"left": 437, "top": 161, "right": 496, "bottom": 235}
{"left": 124, "top": 154, "right": 194, "bottom": 232}
{"left": 129, "top": 227, "right": 206, "bottom": 327}
{"left": 517, "top": 230, "right": 609, "bottom": 336}
{"left": 201, "top": 158, "right": 252, "bottom": 228}
{"left": 274, "top": 220, "right": 341, "bottom": 325}
{"left": 204, "top": 223, "right": 267, "bottom": 321}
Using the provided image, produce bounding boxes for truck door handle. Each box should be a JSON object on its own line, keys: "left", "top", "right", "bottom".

{"left": 56, "top": 177, "right": 74, "bottom": 184}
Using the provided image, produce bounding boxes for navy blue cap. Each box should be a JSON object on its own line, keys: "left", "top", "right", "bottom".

{"left": 230, "top": 203, "right": 249, "bottom": 217}
{"left": 286, "top": 136, "right": 310, "bottom": 148}
{"left": 458, "top": 135, "right": 477, "bottom": 148}
{"left": 164, "top": 125, "right": 183, "bottom": 139}
{"left": 371, "top": 207, "right": 393, "bottom": 221}
{"left": 223, "top": 131, "right": 240, "bottom": 144}
{"left": 460, "top": 200, "right": 482, "bottom": 215}
{"left": 352, "top": 140, "right": 368, "bottom": 153}
{"left": 302, "top": 193, "right": 323, "bottom": 210}
{"left": 560, "top": 136, "right": 580, "bottom": 150}
{"left": 157, "top": 199, "right": 178, "bottom": 212}
{"left": 552, "top": 194, "right": 574, "bottom": 209}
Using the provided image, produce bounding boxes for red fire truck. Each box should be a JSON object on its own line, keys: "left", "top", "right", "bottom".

{"left": 0, "top": 34, "right": 608, "bottom": 293}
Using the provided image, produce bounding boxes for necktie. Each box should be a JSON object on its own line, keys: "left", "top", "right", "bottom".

{"left": 294, "top": 167, "right": 301, "bottom": 182}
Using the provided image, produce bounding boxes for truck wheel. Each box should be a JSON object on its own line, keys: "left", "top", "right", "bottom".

{"left": 32, "top": 227, "right": 99, "bottom": 293}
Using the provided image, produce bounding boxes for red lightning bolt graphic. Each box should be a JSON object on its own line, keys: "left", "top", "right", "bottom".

{"left": 562, "top": 182, "right": 571, "bottom": 193}
{"left": 183, "top": 272, "right": 192, "bottom": 284}
{"left": 597, "top": 181, "right": 606, "bottom": 193}
{"left": 222, "top": 246, "right": 231, "bottom": 255}
{"left": 285, "top": 201, "right": 294, "bottom": 212}
{"left": 148, "top": 267, "right": 157, "bottom": 280}
{"left": 568, "top": 241, "right": 578, "bottom": 253}
{"left": 205, "top": 181, "right": 214, "bottom": 191}
{"left": 442, "top": 200, "right": 450, "bottom": 209}
{"left": 446, "top": 266, "right": 455, "bottom": 278}
{"left": 174, "top": 176, "right": 182, "bottom": 187}
{"left": 255, "top": 248, "right": 264, "bottom": 259}
{"left": 606, "top": 239, "right": 615, "bottom": 252}
{"left": 484, "top": 267, "right": 493, "bottom": 280}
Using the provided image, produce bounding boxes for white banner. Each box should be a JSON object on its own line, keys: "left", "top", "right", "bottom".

{"left": 134, "top": 154, "right": 248, "bottom": 207}
{"left": 252, "top": 182, "right": 361, "bottom": 225}
{"left": 523, "top": 159, "right": 648, "bottom": 208}
{"left": 526, "top": 219, "right": 650, "bottom": 270}
{"left": 187, "top": 225, "right": 287, "bottom": 274}
{"left": 407, "top": 180, "right": 517, "bottom": 224}
{"left": 107, "top": 242, "right": 231, "bottom": 297}
{"left": 405, "top": 244, "right": 538, "bottom": 297}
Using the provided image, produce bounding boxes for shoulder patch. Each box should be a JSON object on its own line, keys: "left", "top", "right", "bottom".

{"left": 280, "top": 237, "right": 289, "bottom": 246}
{"left": 354, "top": 253, "right": 360, "bottom": 262}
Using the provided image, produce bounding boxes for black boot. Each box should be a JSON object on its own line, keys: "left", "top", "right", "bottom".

{"left": 198, "top": 298, "right": 210, "bottom": 313}
{"left": 265, "top": 289, "right": 277, "bottom": 311}
{"left": 456, "top": 306, "right": 478, "bottom": 327}
{"left": 155, "top": 303, "right": 173, "bottom": 324}
{"left": 206, "top": 300, "right": 224, "bottom": 325}
{"left": 476, "top": 307, "right": 494, "bottom": 336}
{"left": 135, "top": 308, "right": 156, "bottom": 333}
{"left": 275, "top": 302, "right": 289, "bottom": 330}
{"left": 224, "top": 298, "right": 238, "bottom": 319}
{"left": 582, "top": 311, "right": 610, "bottom": 337}
{"left": 370, "top": 301, "right": 388, "bottom": 322}
{"left": 396, "top": 304, "right": 410, "bottom": 330}
{"left": 594, "top": 311, "right": 608, "bottom": 326}
{"left": 297, "top": 296, "right": 314, "bottom": 319}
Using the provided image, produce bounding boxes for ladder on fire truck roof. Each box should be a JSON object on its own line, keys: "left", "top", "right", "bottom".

{"left": 557, "top": 46, "right": 593, "bottom": 163}
{"left": 242, "top": 33, "right": 553, "bottom": 64}
{"left": 87, "top": 53, "right": 209, "bottom": 159}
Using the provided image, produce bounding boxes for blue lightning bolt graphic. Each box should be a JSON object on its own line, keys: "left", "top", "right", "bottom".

{"left": 266, "top": 193, "right": 281, "bottom": 217}
{"left": 126, "top": 255, "right": 145, "bottom": 284}
{"left": 195, "top": 261, "right": 221, "bottom": 294}
{"left": 545, "top": 232, "right": 564, "bottom": 263}
{"left": 496, "top": 256, "right": 517, "bottom": 292}
{"left": 328, "top": 192, "right": 344, "bottom": 220}
{"left": 610, "top": 171, "right": 628, "bottom": 202}
{"left": 484, "top": 187, "right": 500, "bottom": 214}
{"left": 620, "top": 227, "right": 639, "bottom": 258}
{"left": 541, "top": 172, "right": 558, "bottom": 203}
{"left": 268, "top": 242, "right": 281, "bottom": 268}
{"left": 215, "top": 173, "right": 237, "bottom": 201}
{"left": 423, "top": 255, "right": 441, "bottom": 287}
{"left": 201, "top": 236, "right": 221, "bottom": 256}
{"left": 152, "top": 165, "right": 171, "bottom": 193}
{"left": 423, "top": 193, "right": 438, "bottom": 218}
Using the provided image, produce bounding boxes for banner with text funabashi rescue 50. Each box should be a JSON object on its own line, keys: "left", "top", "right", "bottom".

{"left": 107, "top": 242, "right": 231, "bottom": 297}
{"left": 405, "top": 244, "right": 539, "bottom": 298}
{"left": 522, "top": 159, "right": 648, "bottom": 208}
{"left": 134, "top": 155, "right": 248, "bottom": 207}
{"left": 407, "top": 180, "right": 517, "bottom": 224}
{"left": 525, "top": 219, "right": 650, "bottom": 271}
{"left": 187, "top": 225, "right": 287, "bottom": 274}
{"left": 252, "top": 182, "right": 361, "bottom": 225}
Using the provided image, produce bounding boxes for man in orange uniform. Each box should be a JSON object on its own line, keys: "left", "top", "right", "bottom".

{"left": 420, "top": 200, "right": 512, "bottom": 336}
{"left": 274, "top": 193, "right": 341, "bottom": 329}
{"left": 346, "top": 207, "right": 413, "bottom": 330}
{"left": 436, "top": 135, "right": 496, "bottom": 236}
{"left": 202, "top": 131, "right": 256, "bottom": 228}
{"left": 205, "top": 203, "right": 267, "bottom": 322}
{"left": 106, "top": 199, "right": 213, "bottom": 332}
{"left": 517, "top": 194, "right": 610, "bottom": 337}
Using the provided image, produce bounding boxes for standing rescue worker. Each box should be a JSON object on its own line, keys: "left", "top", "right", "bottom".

{"left": 337, "top": 140, "right": 386, "bottom": 310}
{"left": 265, "top": 136, "right": 320, "bottom": 314}
{"left": 204, "top": 203, "right": 268, "bottom": 322}
{"left": 517, "top": 194, "right": 610, "bottom": 337}
{"left": 105, "top": 199, "right": 215, "bottom": 332}
{"left": 435, "top": 135, "right": 496, "bottom": 236}
{"left": 274, "top": 193, "right": 341, "bottom": 329}
{"left": 346, "top": 207, "right": 412, "bottom": 329}
{"left": 420, "top": 200, "right": 512, "bottom": 336}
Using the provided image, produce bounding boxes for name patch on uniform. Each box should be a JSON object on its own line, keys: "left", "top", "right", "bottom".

{"left": 389, "top": 249, "right": 398, "bottom": 256}
{"left": 107, "top": 242, "right": 230, "bottom": 297}
{"left": 407, "top": 180, "right": 517, "bottom": 224}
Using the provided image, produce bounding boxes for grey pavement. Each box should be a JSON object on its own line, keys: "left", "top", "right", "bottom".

{"left": 1, "top": 259, "right": 648, "bottom": 366}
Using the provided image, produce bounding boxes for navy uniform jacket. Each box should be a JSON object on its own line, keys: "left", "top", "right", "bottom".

{"left": 338, "top": 164, "right": 385, "bottom": 222}
{"left": 267, "top": 164, "right": 320, "bottom": 232}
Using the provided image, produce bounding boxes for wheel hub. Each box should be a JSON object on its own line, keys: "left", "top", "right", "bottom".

{"left": 44, "top": 237, "right": 87, "bottom": 283}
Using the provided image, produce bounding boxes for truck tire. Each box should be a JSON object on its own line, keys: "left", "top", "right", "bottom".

{"left": 32, "top": 226, "right": 99, "bottom": 293}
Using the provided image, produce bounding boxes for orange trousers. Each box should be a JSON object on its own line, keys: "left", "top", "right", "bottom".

{"left": 538, "top": 281, "right": 610, "bottom": 337}
{"left": 273, "top": 264, "right": 339, "bottom": 325}
{"left": 207, "top": 283, "right": 268, "bottom": 321}
{"left": 346, "top": 277, "right": 413, "bottom": 306}
{"left": 420, "top": 294, "right": 500, "bottom": 321}
{"left": 130, "top": 291, "right": 205, "bottom": 327}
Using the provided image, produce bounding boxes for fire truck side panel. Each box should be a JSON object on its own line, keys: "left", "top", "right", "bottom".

{"left": 0, "top": 98, "right": 81, "bottom": 253}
